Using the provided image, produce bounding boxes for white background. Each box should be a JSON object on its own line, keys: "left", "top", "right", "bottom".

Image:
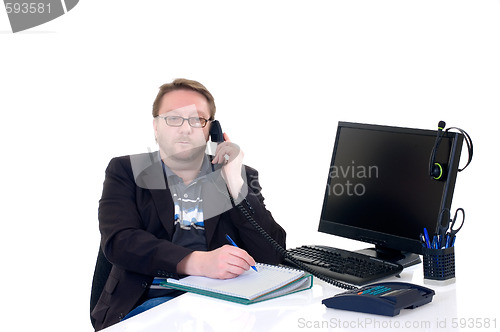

{"left": 1, "top": 1, "right": 499, "bottom": 331}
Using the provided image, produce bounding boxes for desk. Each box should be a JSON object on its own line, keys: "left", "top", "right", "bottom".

{"left": 100, "top": 258, "right": 497, "bottom": 332}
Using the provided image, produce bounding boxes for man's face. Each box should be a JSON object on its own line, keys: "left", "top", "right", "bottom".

{"left": 154, "top": 89, "right": 211, "bottom": 163}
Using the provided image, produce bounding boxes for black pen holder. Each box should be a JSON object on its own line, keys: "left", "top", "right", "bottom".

{"left": 422, "top": 247, "right": 455, "bottom": 281}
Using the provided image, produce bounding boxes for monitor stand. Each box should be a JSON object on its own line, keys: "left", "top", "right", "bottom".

{"left": 356, "top": 246, "right": 421, "bottom": 268}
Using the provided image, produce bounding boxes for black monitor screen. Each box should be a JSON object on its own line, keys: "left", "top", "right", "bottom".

{"left": 318, "top": 122, "right": 463, "bottom": 260}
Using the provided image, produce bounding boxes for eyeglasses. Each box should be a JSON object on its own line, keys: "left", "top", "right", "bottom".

{"left": 156, "top": 115, "right": 211, "bottom": 128}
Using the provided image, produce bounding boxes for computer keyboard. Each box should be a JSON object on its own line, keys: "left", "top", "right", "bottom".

{"left": 285, "top": 245, "right": 403, "bottom": 286}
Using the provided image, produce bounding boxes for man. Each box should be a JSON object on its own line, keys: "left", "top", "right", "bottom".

{"left": 91, "top": 79, "right": 286, "bottom": 330}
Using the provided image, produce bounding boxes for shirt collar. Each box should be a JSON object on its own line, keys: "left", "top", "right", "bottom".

{"left": 160, "top": 152, "right": 213, "bottom": 185}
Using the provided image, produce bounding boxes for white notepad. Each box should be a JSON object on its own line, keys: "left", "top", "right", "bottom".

{"left": 161, "top": 263, "right": 313, "bottom": 304}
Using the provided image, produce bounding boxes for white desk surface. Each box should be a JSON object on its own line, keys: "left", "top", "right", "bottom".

{"left": 101, "top": 251, "right": 497, "bottom": 332}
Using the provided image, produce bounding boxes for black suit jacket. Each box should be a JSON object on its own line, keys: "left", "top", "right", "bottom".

{"left": 91, "top": 152, "right": 286, "bottom": 330}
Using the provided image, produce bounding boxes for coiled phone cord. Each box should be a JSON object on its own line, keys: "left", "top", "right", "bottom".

{"left": 234, "top": 201, "right": 358, "bottom": 291}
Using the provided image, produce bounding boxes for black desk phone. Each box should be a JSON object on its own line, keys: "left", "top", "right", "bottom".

{"left": 322, "top": 282, "right": 435, "bottom": 316}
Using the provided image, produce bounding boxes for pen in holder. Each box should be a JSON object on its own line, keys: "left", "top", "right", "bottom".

{"left": 422, "top": 246, "right": 455, "bottom": 284}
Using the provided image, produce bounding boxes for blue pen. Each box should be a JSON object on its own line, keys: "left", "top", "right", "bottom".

{"left": 419, "top": 233, "right": 426, "bottom": 247}
{"left": 225, "top": 234, "right": 258, "bottom": 272}
{"left": 445, "top": 233, "right": 451, "bottom": 248}
{"left": 423, "top": 228, "right": 431, "bottom": 249}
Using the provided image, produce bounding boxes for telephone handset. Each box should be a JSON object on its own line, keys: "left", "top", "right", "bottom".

{"left": 209, "top": 120, "right": 224, "bottom": 144}
{"left": 207, "top": 120, "right": 224, "bottom": 160}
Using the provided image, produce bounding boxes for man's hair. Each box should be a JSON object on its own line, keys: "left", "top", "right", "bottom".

{"left": 152, "top": 78, "right": 216, "bottom": 119}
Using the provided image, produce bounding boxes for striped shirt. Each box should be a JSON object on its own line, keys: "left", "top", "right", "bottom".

{"left": 162, "top": 155, "right": 213, "bottom": 251}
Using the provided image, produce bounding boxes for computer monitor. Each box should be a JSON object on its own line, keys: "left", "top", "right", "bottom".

{"left": 318, "top": 122, "right": 464, "bottom": 267}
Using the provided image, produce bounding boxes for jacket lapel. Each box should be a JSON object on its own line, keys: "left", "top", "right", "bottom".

{"left": 133, "top": 152, "right": 175, "bottom": 237}
{"left": 150, "top": 188, "right": 175, "bottom": 237}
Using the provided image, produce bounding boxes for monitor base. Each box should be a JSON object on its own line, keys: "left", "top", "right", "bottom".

{"left": 356, "top": 247, "right": 421, "bottom": 268}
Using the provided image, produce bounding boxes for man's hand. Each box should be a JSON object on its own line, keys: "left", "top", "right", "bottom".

{"left": 211, "top": 133, "right": 245, "bottom": 199}
{"left": 176, "top": 245, "right": 256, "bottom": 279}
